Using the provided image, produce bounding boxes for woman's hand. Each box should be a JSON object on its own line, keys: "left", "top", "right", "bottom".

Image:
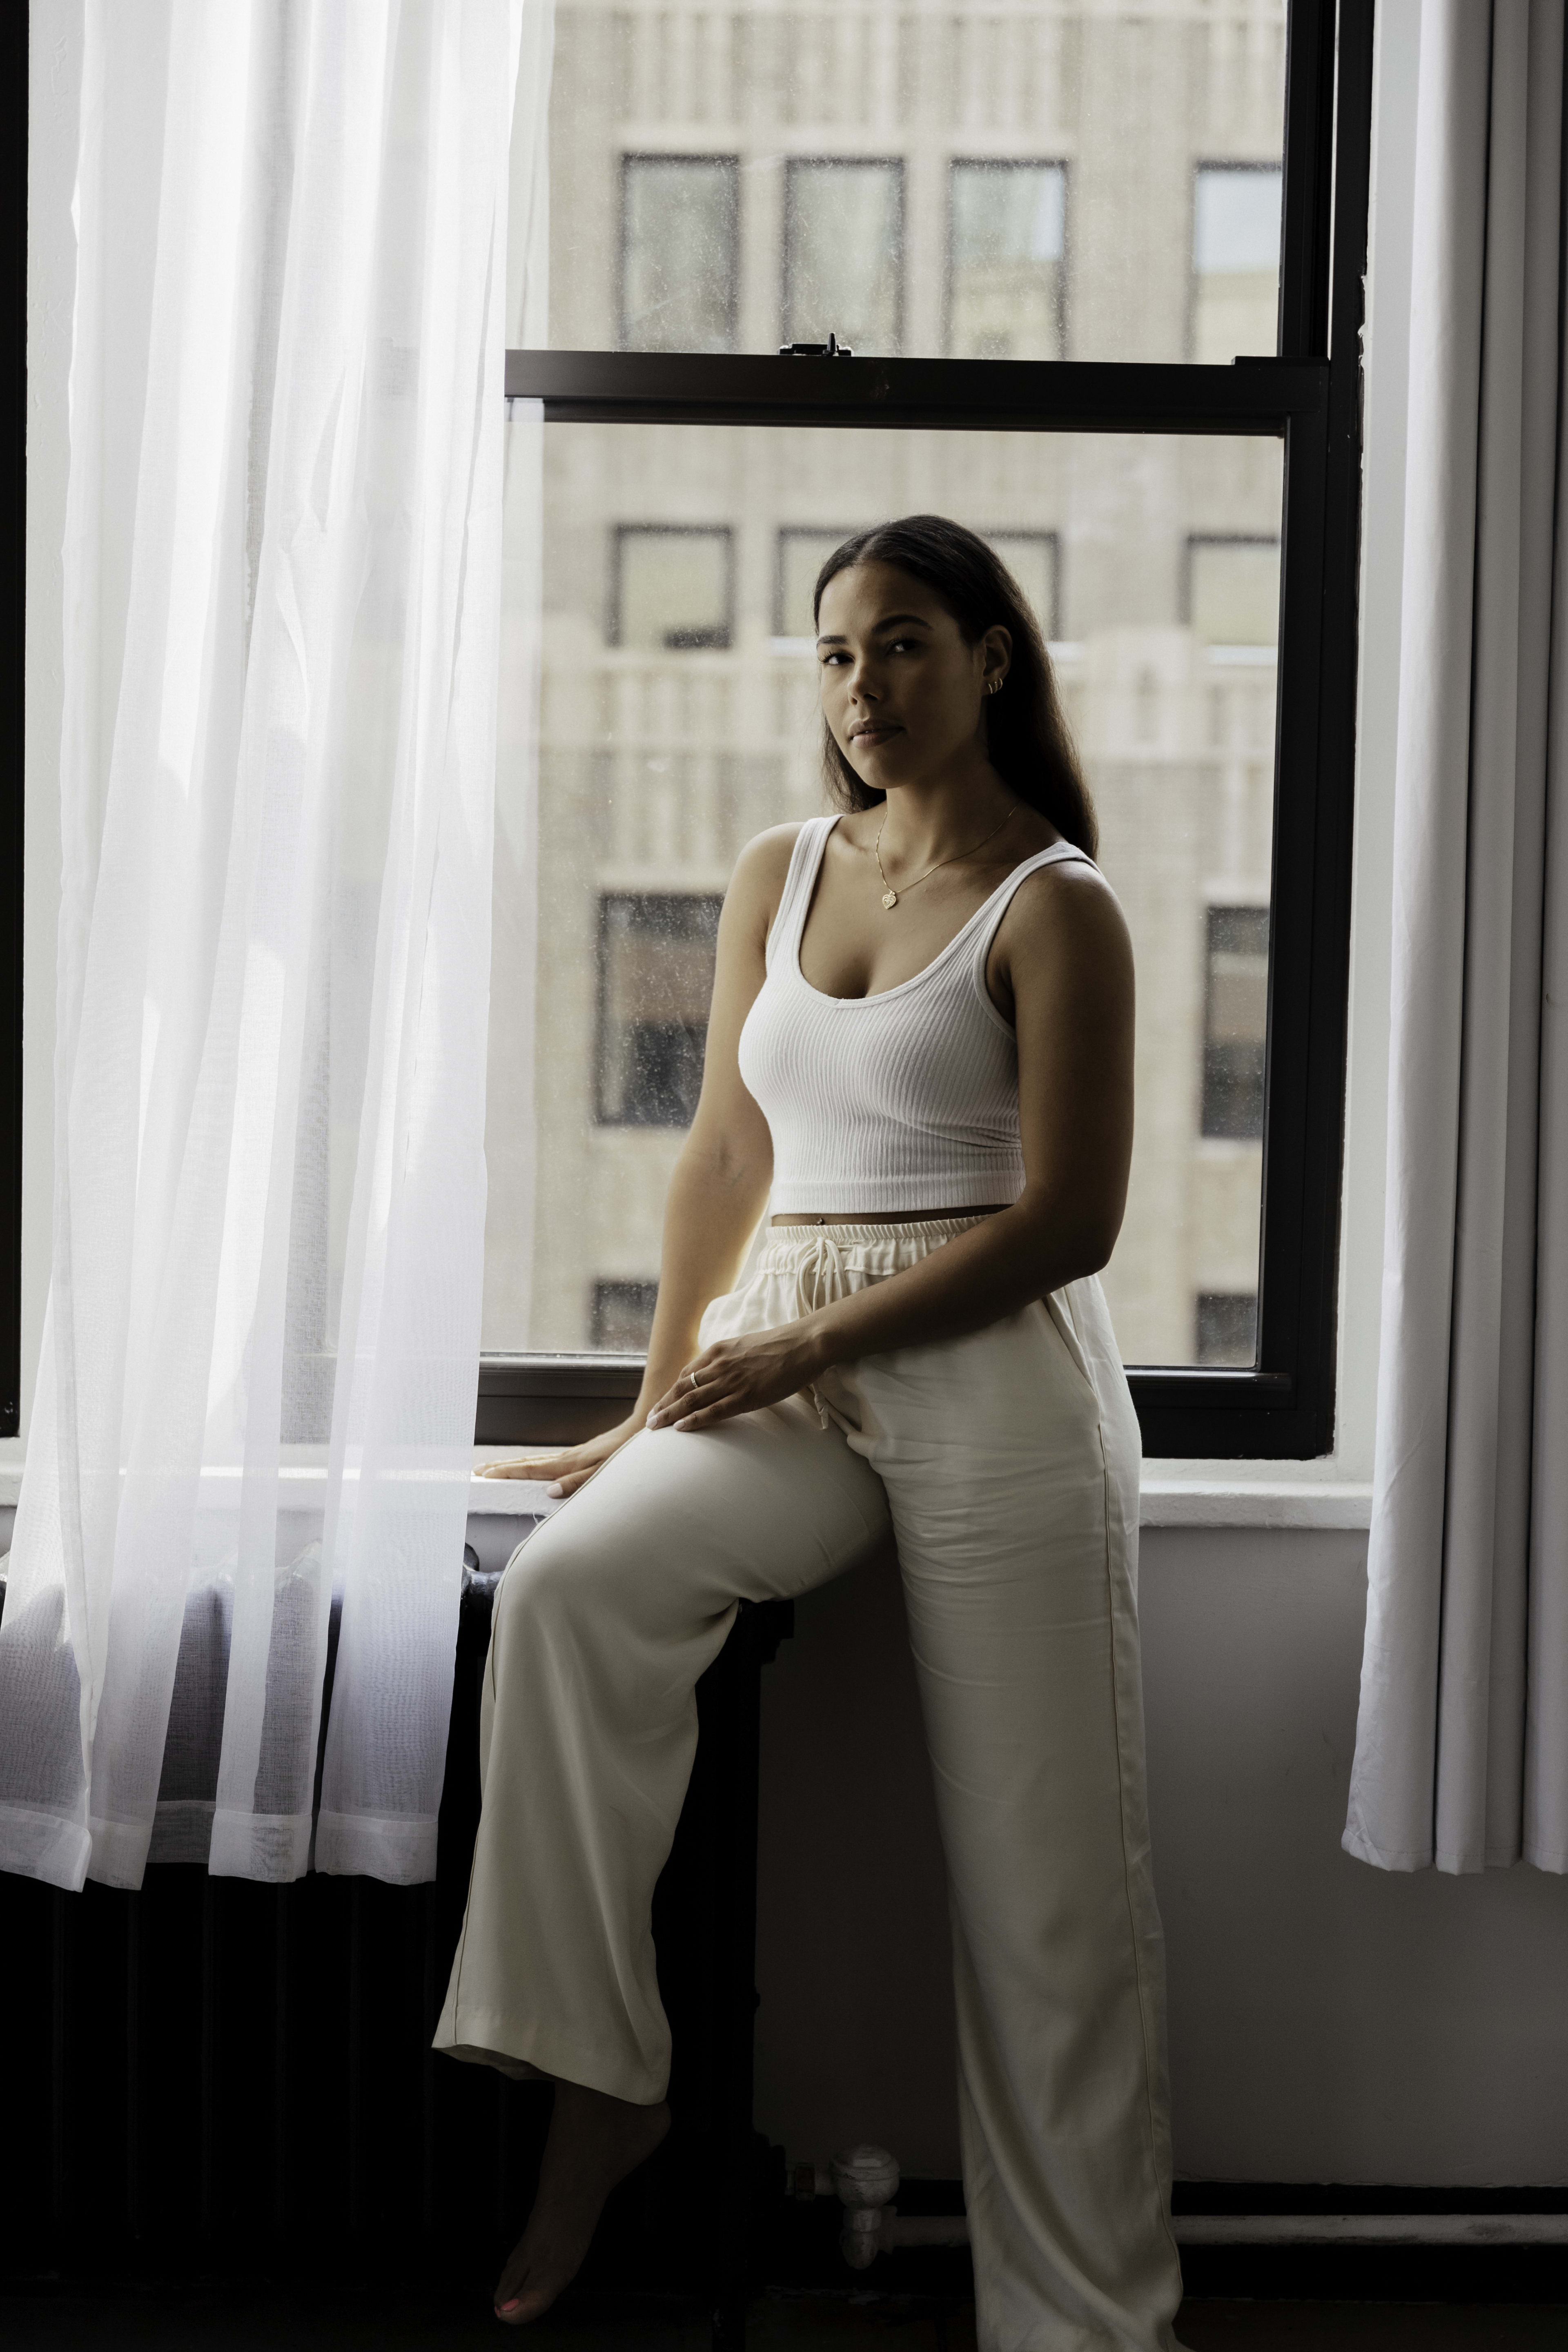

{"left": 476, "top": 1414, "right": 645, "bottom": 1500}
{"left": 644, "top": 1321, "right": 827, "bottom": 1434}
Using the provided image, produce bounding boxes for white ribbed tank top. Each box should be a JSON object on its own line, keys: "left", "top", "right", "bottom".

{"left": 737, "top": 815, "right": 1096, "bottom": 1213}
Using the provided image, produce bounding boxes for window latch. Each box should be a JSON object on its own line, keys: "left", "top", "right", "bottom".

{"left": 777, "top": 332, "right": 854, "bottom": 358}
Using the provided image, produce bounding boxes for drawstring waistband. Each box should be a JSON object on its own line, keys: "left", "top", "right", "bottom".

{"left": 788, "top": 1230, "right": 850, "bottom": 1428}
{"left": 758, "top": 1216, "right": 991, "bottom": 1427}
{"left": 788, "top": 1227, "right": 851, "bottom": 1319}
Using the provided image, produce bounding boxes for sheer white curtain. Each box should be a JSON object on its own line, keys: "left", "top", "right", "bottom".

{"left": 0, "top": 0, "right": 534, "bottom": 1893}
{"left": 1345, "top": 0, "right": 1568, "bottom": 1876}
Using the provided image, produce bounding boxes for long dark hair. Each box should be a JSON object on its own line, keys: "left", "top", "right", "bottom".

{"left": 812, "top": 514, "right": 1097, "bottom": 859}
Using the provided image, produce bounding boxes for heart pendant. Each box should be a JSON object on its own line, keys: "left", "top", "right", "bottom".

{"left": 882, "top": 889, "right": 898, "bottom": 909}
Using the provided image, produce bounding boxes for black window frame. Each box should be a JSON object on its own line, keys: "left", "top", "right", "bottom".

{"left": 481, "top": 0, "right": 1370, "bottom": 1461}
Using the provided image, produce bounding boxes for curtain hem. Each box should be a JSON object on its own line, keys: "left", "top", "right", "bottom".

{"left": 314, "top": 1808, "right": 439, "bottom": 1884}
{"left": 0, "top": 1804, "right": 93, "bottom": 1891}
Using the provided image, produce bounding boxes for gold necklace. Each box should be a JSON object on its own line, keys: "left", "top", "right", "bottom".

{"left": 873, "top": 805, "right": 1018, "bottom": 910}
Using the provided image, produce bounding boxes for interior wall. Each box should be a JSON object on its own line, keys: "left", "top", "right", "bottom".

{"left": 754, "top": 1529, "right": 1568, "bottom": 2186}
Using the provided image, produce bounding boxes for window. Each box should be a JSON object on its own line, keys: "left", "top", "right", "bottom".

{"left": 1186, "top": 536, "right": 1281, "bottom": 646}
{"left": 949, "top": 162, "right": 1065, "bottom": 361}
{"left": 612, "top": 528, "right": 733, "bottom": 651}
{"left": 1202, "top": 908, "right": 1270, "bottom": 1140}
{"left": 485, "top": 0, "right": 1373, "bottom": 1459}
{"left": 596, "top": 895, "right": 723, "bottom": 1128}
{"left": 1196, "top": 1293, "right": 1258, "bottom": 1368}
{"left": 775, "top": 528, "right": 862, "bottom": 643}
{"left": 988, "top": 533, "right": 1060, "bottom": 644}
{"left": 1192, "top": 165, "right": 1284, "bottom": 365}
{"left": 621, "top": 157, "right": 739, "bottom": 354}
{"left": 592, "top": 1281, "right": 660, "bottom": 1351}
{"left": 784, "top": 161, "right": 904, "bottom": 355}
{"left": 777, "top": 528, "right": 1057, "bottom": 648}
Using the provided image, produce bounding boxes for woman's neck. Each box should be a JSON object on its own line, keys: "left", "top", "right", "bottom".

{"left": 869, "top": 766, "right": 1019, "bottom": 870}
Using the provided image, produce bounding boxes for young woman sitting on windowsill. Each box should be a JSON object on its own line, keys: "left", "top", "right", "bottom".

{"left": 441, "top": 514, "right": 1187, "bottom": 2352}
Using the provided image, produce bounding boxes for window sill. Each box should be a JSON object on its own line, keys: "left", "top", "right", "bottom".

{"left": 462, "top": 1461, "right": 1374, "bottom": 1533}
{"left": 0, "top": 1466, "right": 1373, "bottom": 1533}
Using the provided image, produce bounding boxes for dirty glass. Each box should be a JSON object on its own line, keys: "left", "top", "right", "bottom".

{"left": 539, "top": 0, "right": 1288, "bottom": 365}
{"left": 484, "top": 417, "right": 1285, "bottom": 1369}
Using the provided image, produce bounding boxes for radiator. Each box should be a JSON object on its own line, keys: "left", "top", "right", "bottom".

{"left": 0, "top": 1560, "right": 792, "bottom": 2342}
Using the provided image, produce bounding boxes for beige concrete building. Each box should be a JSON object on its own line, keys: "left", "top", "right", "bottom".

{"left": 484, "top": 0, "right": 1288, "bottom": 1368}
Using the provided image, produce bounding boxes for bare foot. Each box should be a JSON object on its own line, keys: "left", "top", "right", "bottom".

{"left": 494, "top": 2080, "right": 671, "bottom": 2325}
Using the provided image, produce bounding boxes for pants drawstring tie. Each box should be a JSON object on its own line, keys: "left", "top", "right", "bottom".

{"left": 791, "top": 1229, "right": 849, "bottom": 1429}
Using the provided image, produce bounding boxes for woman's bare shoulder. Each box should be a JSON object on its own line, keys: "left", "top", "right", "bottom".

{"left": 726, "top": 820, "right": 811, "bottom": 905}
{"left": 1000, "top": 853, "right": 1132, "bottom": 969}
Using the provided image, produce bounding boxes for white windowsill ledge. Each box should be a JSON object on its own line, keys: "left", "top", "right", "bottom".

{"left": 462, "top": 1471, "right": 1374, "bottom": 1531}
{"left": 0, "top": 1466, "right": 1374, "bottom": 1532}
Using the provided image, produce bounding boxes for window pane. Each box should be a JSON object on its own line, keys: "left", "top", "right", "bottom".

{"left": 775, "top": 527, "right": 863, "bottom": 641}
{"left": 1192, "top": 165, "right": 1283, "bottom": 364}
{"left": 784, "top": 161, "right": 903, "bottom": 355}
{"left": 1196, "top": 1291, "right": 1258, "bottom": 1367}
{"left": 1201, "top": 906, "right": 1269, "bottom": 1140}
{"left": 487, "top": 419, "right": 1282, "bottom": 1366}
{"left": 987, "top": 532, "right": 1059, "bottom": 642}
{"left": 949, "top": 163, "right": 1064, "bottom": 360}
{"left": 1188, "top": 537, "right": 1280, "bottom": 646}
{"left": 531, "top": 2, "right": 1287, "bottom": 363}
{"left": 621, "top": 157, "right": 739, "bottom": 352}
{"left": 615, "top": 528, "right": 733, "bottom": 650}
{"left": 597, "top": 893, "right": 723, "bottom": 1125}
{"left": 592, "top": 1279, "right": 661, "bottom": 1351}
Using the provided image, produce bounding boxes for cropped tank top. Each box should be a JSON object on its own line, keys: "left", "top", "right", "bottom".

{"left": 737, "top": 815, "right": 1096, "bottom": 1213}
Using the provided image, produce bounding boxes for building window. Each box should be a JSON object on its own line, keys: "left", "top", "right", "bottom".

{"left": 1202, "top": 907, "right": 1270, "bottom": 1140}
{"left": 776, "top": 527, "right": 1058, "bottom": 644}
{"left": 1185, "top": 535, "right": 1281, "bottom": 646}
{"left": 948, "top": 161, "right": 1065, "bottom": 360}
{"left": 784, "top": 160, "right": 904, "bottom": 356}
{"left": 986, "top": 532, "right": 1060, "bottom": 643}
{"left": 621, "top": 156, "right": 739, "bottom": 354}
{"left": 1196, "top": 1292, "right": 1258, "bottom": 1367}
{"left": 612, "top": 527, "right": 733, "bottom": 651}
{"left": 596, "top": 895, "right": 723, "bottom": 1128}
{"left": 1191, "top": 164, "right": 1283, "bottom": 365}
{"left": 592, "top": 1280, "right": 660, "bottom": 1351}
{"left": 775, "top": 527, "right": 861, "bottom": 640}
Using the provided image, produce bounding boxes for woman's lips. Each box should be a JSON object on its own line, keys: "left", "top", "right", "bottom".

{"left": 850, "top": 725, "right": 900, "bottom": 747}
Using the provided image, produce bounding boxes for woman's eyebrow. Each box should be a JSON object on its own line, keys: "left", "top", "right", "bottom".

{"left": 815, "top": 613, "right": 933, "bottom": 645}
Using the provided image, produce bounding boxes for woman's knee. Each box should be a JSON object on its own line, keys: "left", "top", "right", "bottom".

{"left": 492, "top": 1521, "right": 624, "bottom": 1652}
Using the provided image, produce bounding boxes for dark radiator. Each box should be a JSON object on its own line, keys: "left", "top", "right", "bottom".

{"left": 0, "top": 1561, "right": 793, "bottom": 2340}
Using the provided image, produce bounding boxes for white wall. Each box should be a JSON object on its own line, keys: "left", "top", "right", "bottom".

{"left": 752, "top": 1530, "right": 1568, "bottom": 2187}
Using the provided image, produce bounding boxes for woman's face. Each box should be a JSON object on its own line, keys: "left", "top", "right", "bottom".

{"left": 815, "top": 559, "right": 1010, "bottom": 795}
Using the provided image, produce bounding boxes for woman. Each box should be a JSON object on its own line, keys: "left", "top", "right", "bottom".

{"left": 436, "top": 514, "right": 1186, "bottom": 2351}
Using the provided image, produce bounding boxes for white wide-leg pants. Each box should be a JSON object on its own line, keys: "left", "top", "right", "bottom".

{"left": 434, "top": 1220, "right": 1183, "bottom": 2352}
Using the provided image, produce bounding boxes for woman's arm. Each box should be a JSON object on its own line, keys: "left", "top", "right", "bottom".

{"left": 646, "top": 863, "right": 1134, "bottom": 1431}
{"left": 480, "top": 825, "right": 795, "bottom": 1492}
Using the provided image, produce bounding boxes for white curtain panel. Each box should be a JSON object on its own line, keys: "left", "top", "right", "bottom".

{"left": 1345, "top": 0, "right": 1568, "bottom": 1875}
{"left": 0, "top": 0, "right": 531, "bottom": 1893}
